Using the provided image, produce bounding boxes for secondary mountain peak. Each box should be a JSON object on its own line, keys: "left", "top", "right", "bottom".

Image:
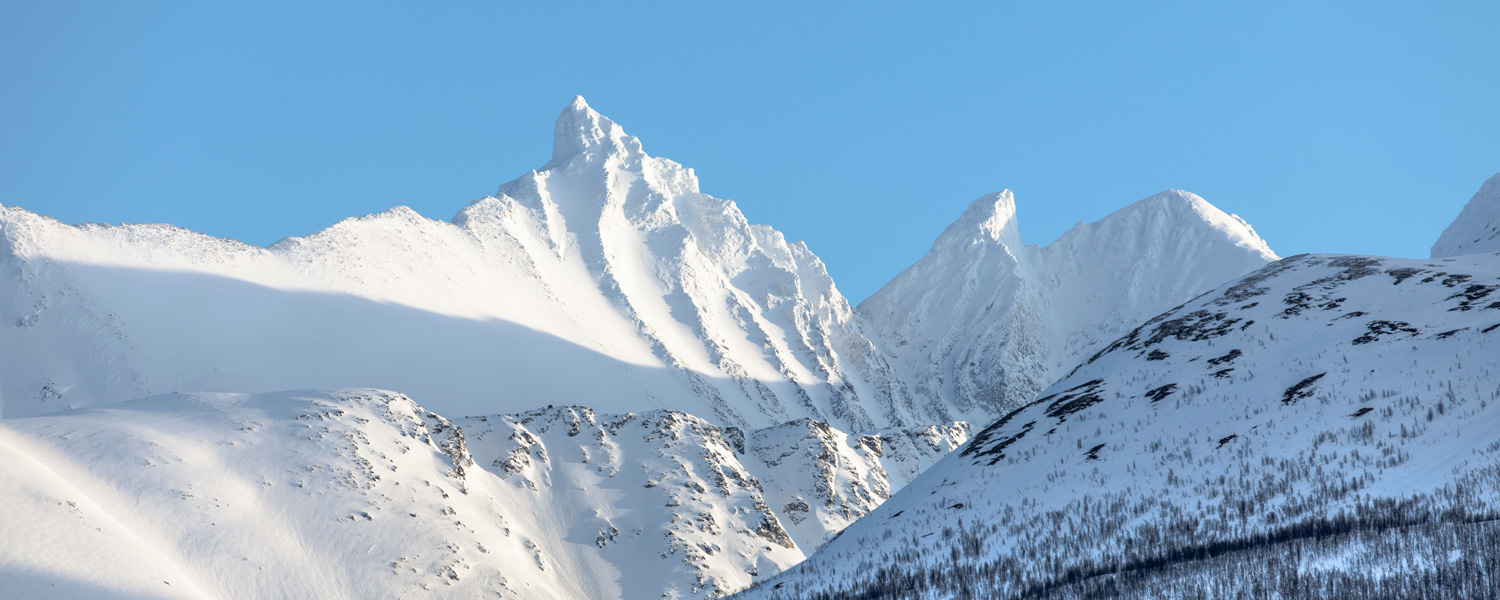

{"left": 860, "top": 188, "right": 1277, "bottom": 421}
{"left": 1084, "top": 189, "right": 1277, "bottom": 263}
{"left": 1124, "top": 188, "right": 1211, "bottom": 218}
{"left": 1432, "top": 173, "right": 1500, "bottom": 258}
{"left": 1068, "top": 187, "right": 1278, "bottom": 262}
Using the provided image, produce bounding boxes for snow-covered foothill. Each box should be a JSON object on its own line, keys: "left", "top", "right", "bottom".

{"left": 0, "top": 389, "right": 965, "bottom": 599}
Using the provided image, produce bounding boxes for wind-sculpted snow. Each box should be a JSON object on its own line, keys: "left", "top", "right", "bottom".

{"left": 859, "top": 189, "right": 1278, "bottom": 423}
{"left": 0, "top": 97, "right": 910, "bottom": 431}
{"left": 1432, "top": 173, "right": 1500, "bottom": 258}
{"left": 0, "top": 389, "right": 965, "bottom": 599}
{"left": 743, "top": 252, "right": 1500, "bottom": 599}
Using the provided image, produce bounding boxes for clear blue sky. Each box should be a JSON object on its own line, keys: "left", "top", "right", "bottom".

{"left": 3, "top": 2, "right": 1497, "bottom": 302}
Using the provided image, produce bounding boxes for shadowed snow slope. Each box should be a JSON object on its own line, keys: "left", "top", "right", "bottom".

{"left": 744, "top": 252, "right": 1500, "bottom": 599}
{"left": 1432, "top": 173, "right": 1500, "bottom": 258}
{"left": 0, "top": 389, "right": 965, "bottom": 600}
{"left": 0, "top": 97, "right": 913, "bottom": 431}
{"left": 859, "top": 189, "right": 1278, "bottom": 423}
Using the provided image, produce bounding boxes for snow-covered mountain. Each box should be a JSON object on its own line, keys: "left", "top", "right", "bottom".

{"left": 743, "top": 251, "right": 1500, "bottom": 599}
{"left": 0, "top": 97, "right": 915, "bottom": 431}
{"left": 0, "top": 389, "right": 964, "bottom": 599}
{"left": 11, "top": 92, "right": 1485, "bottom": 599}
{"left": 1432, "top": 173, "right": 1500, "bottom": 258}
{"left": 859, "top": 189, "right": 1278, "bottom": 422}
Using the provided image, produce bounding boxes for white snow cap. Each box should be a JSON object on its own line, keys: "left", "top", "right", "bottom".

{"left": 938, "top": 190, "right": 1021, "bottom": 249}
{"left": 1113, "top": 189, "right": 1278, "bottom": 261}
{"left": 931, "top": 188, "right": 1273, "bottom": 260}
{"left": 859, "top": 186, "right": 1279, "bottom": 421}
{"left": 547, "top": 95, "right": 639, "bottom": 166}
{"left": 1432, "top": 173, "right": 1500, "bottom": 258}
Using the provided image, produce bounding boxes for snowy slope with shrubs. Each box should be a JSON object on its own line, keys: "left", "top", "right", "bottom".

{"left": 859, "top": 189, "right": 1278, "bottom": 423}
{"left": 0, "top": 97, "right": 913, "bottom": 432}
{"left": 745, "top": 251, "right": 1500, "bottom": 599}
{"left": 0, "top": 390, "right": 964, "bottom": 599}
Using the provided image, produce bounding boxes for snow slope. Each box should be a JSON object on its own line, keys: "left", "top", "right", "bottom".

{"left": 859, "top": 189, "right": 1277, "bottom": 423}
{"left": 745, "top": 252, "right": 1500, "bottom": 599}
{"left": 0, "top": 389, "right": 965, "bottom": 600}
{"left": 0, "top": 97, "right": 913, "bottom": 431}
{"left": 1432, "top": 173, "right": 1500, "bottom": 258}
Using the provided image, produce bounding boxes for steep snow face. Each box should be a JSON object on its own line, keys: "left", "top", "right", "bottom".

{"left": 0, "top": 389, "right": 964, "bottom": 600}
{"left": 1432, "top": 173, "right": 1500, "bottom": 258}
{"left": 460, "top": 405, "right": 966, "bottom": 596}
{"left": 0, "top": 97, "right": 912, "bottom": 430}
{"left": 744, "top": 418, "right": 968, "bottom": 550}
{"left": 448, "top": 97, "right": 916, "bottom": 431}
{"left": 458, "top": 405, "right": 803, "bottom": 599}
{"left": 746, "top": 253, "right": 1500, "bottom": 599}
{"left": 859, "top": 189, "right": 1278, "bottom": 423}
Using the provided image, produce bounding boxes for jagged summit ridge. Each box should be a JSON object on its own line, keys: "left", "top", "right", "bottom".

{"left": 546, "top": 95, "right": 641, "bottom": 167}
{"left": 939, "top": 190, "right": 1021, "bottom": 249}
{"left": 1432, "top": 173, "right": 1500, "bottom": 258}
{"left": 859, "top": 188, "right": 1278, "bottom": 421}
{"left": 0, "top": 97, "right": 918, "bottom": 432}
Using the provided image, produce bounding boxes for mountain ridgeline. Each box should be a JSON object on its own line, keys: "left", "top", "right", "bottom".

{"left": 0, "top": 97, "right": 1274, "bottom": 434}
{"left": 3, "top": 97, "right": 1494, "bottom": 599}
